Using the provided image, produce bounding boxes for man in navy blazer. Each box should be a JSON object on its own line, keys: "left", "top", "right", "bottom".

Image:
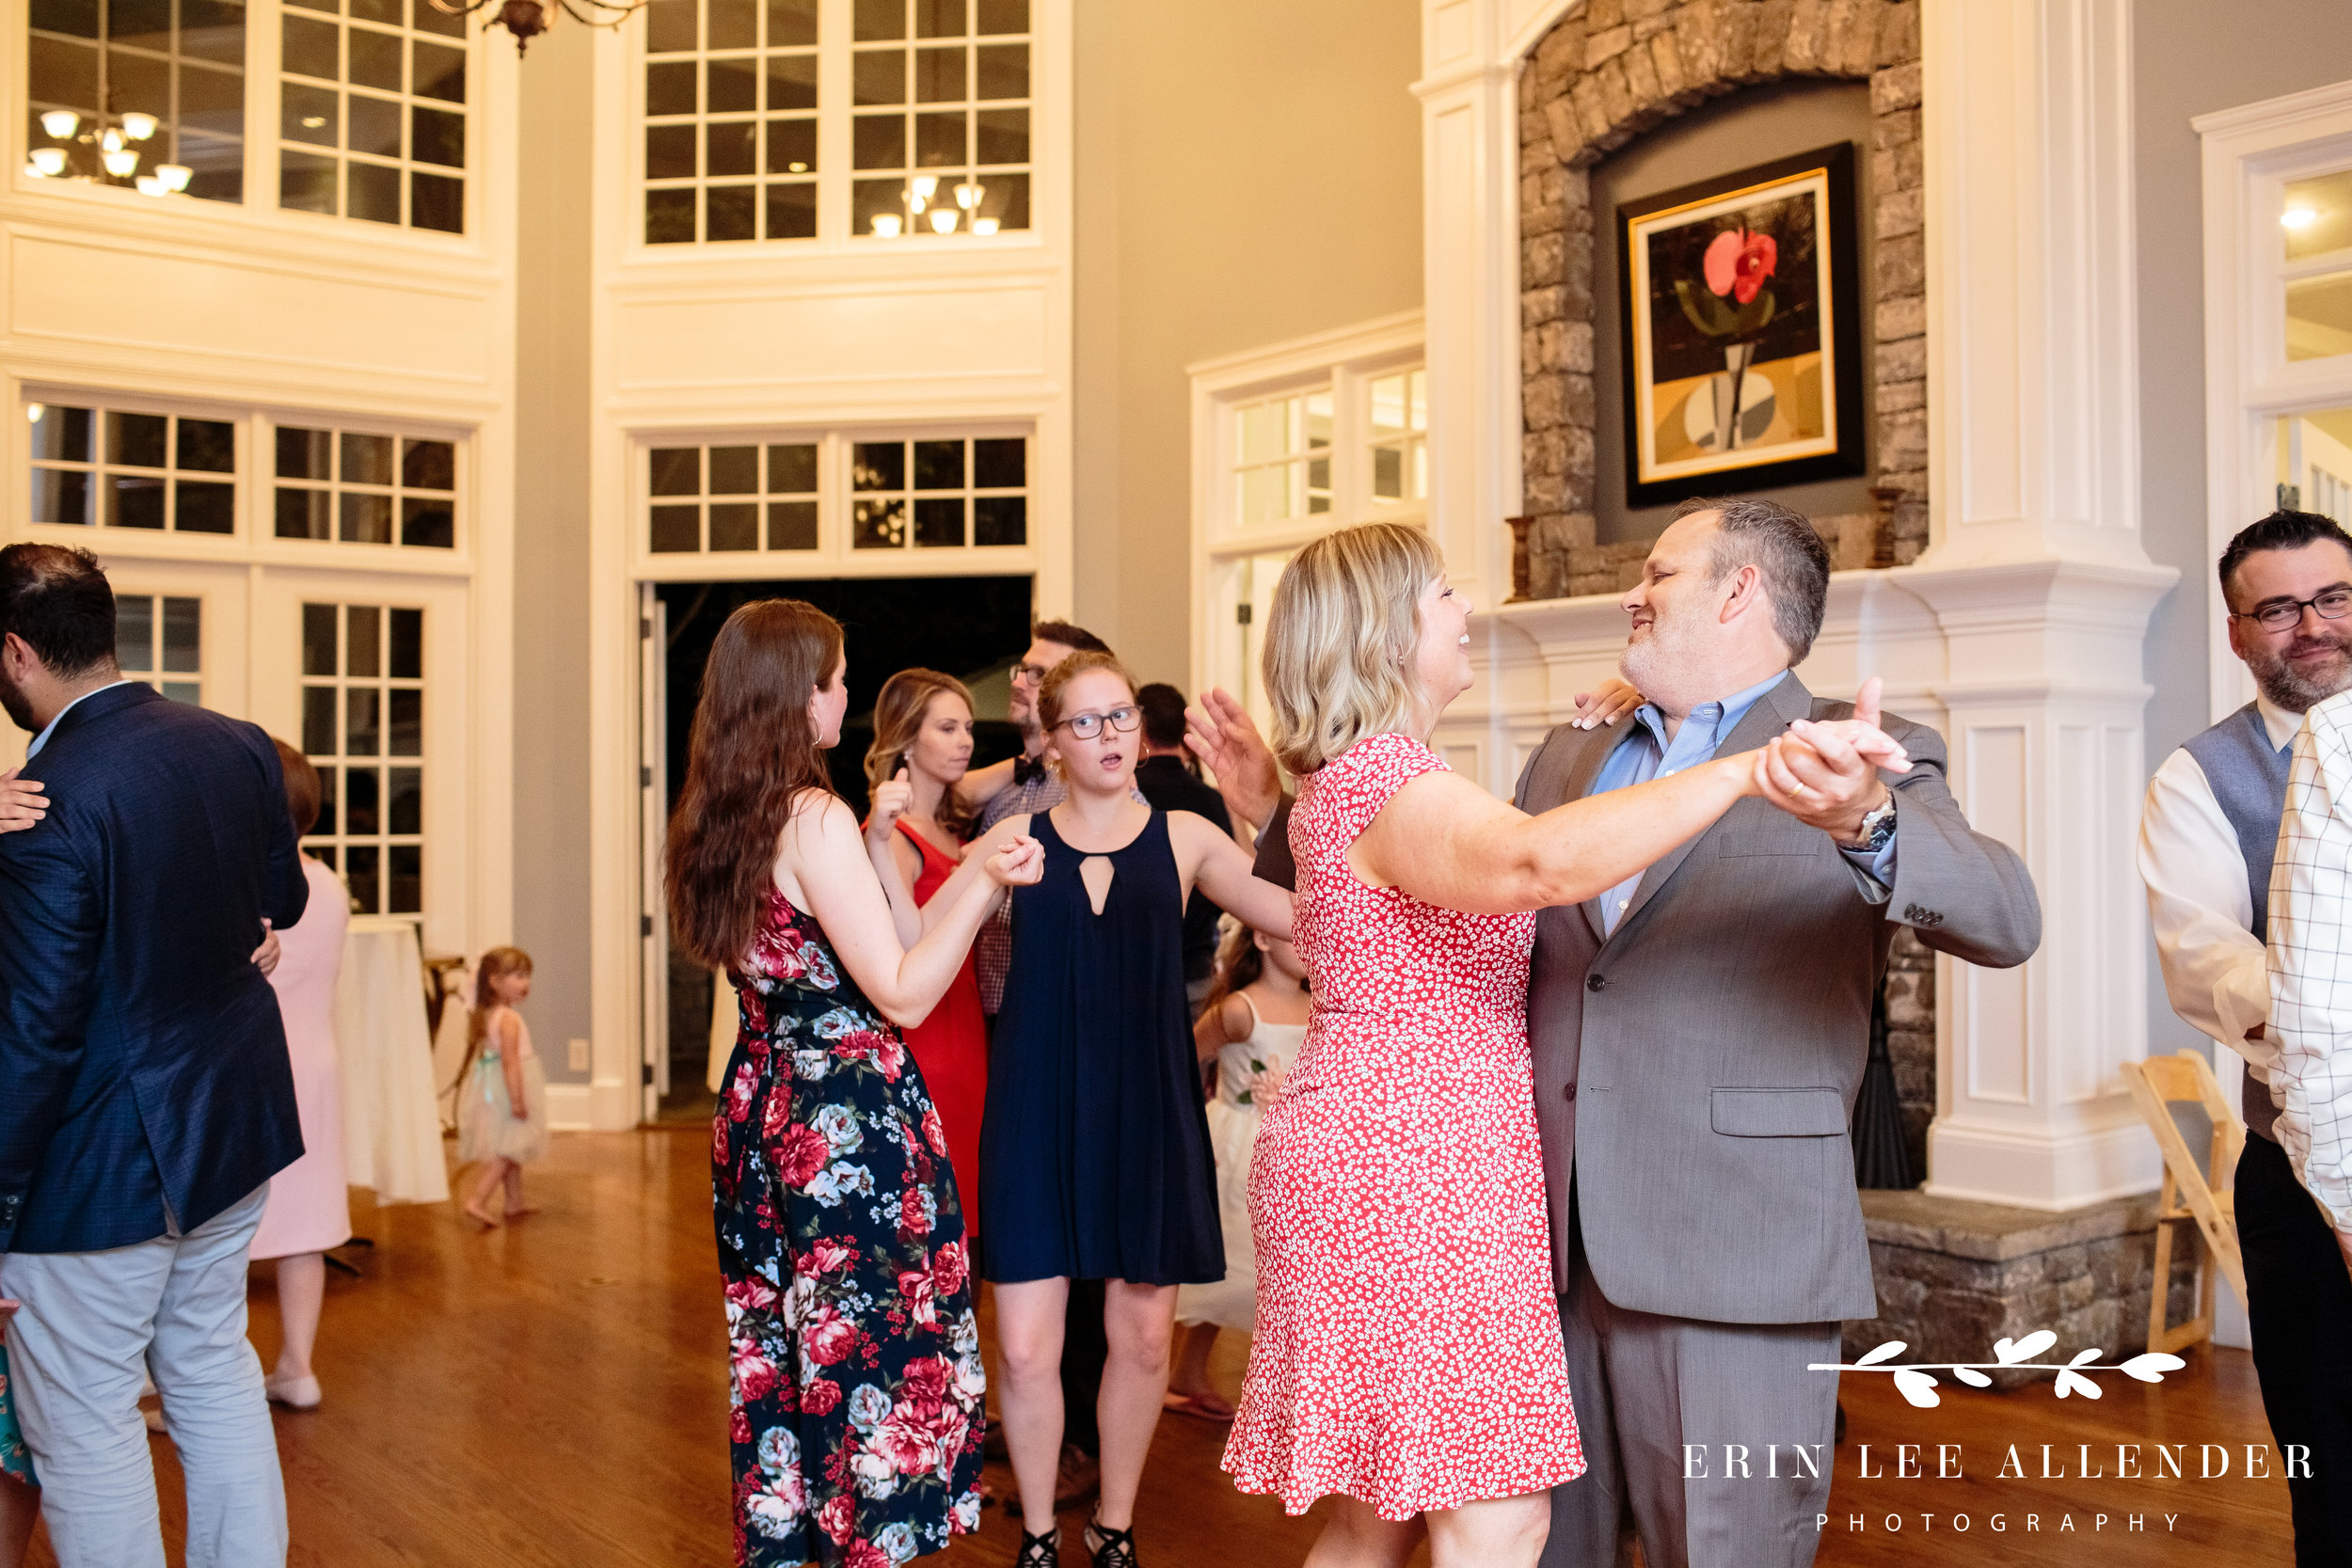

{"left": 0, "top": 544, "right": 306, "bottom": 1568}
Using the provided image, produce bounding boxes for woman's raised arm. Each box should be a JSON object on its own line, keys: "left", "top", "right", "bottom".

{"left": 1174, "top": 813, "right": 1293, "bottom": 941}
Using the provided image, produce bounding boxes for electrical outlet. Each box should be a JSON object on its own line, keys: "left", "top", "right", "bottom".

{"left": 567, "top": 1037, "right": 589, "bottom": 1072}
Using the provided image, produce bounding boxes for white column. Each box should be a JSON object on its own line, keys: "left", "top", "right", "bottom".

{"left": 1911, "top": 0, "right": 2178, "bottom": 1208}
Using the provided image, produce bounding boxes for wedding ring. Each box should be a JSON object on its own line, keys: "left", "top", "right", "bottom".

{"left": 1790, "top": 781, "right": 1810, "bottom": 799}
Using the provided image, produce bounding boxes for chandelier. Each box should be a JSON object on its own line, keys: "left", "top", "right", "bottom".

{"left": 428, "top": 0, "right": 646, "bottom": 55}
{"left": 868, "top": 177, "right": 999, "bottom": 238}
{"left": 24, "top": 104, "right": 190, "bottom": 198}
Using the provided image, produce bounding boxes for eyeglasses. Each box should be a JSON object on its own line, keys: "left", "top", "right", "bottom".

{"left": 1053, "top": 705, "right": 1140, "bottom": 740}
{"left": 1009, "top": 662, "right": 1050, "bottom": 686}
{"left": 2233, "top": 588, "right": 2352, "bottom": 632}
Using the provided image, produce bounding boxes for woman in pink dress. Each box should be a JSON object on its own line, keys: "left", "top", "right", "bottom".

{"left": 249, "top": 739, "right": 353, "bottom": 1411}
{"left": 1221, "top": 523, "right": 1906, "bottom": 1566}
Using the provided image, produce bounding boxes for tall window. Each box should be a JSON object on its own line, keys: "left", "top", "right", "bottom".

{"left": 301, "top": 602, "right": 423, "bottom": 915}
{"left": 115, "top": 594, "right": 202, "bottom": 705}
{"left": 278, "top": 0, "right": 467, "bottom": 232}
{"left": 28, "top": 402, "right": 235, "bottom": 532}
{"left": 27, "top": 0, "right": 246, "bottom": 201}
{"left": 647, "top": 441, "right": 818, "bottom": 552}
{"left": 1229, "top": 365, "right": 1427, "bottom": 531}
{"left": 642, "top": 0, "right": 818, "bottom": 244}
{"left": 275, "top": 425, "right": 456, "bottom": 547}
{"left": 851, "top": 436, "right": 1025, "bottom": 547}
{"left": 850, "top": 0, "right": 1028, "bottom": 238}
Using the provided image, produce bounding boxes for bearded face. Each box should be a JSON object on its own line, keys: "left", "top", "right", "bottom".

{"left": 2227, "top": 542, "right": 2352, "bottom": 713}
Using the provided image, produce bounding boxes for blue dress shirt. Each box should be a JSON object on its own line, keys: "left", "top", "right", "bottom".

{"left": 1588, "top": 672, "right": 1897, "bottom": 933}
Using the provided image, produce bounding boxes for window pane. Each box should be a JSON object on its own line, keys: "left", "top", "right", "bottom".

{"left": 389, "top": 608, "right": 422, "bottom": 678}
{"left": 282, "top": 80, "right": 337, "bottom": 143}
{"left": 766, "top": 116, "right": 816, "bottom": 172}
{"left": 645, "top": 187, "right": 696, "bottom": 244}
{"left": 912, "top": 439, "right": 962, "bottom": 489}
{"left": 912, "top": 0, "right": 960, "bottom": 37}
{"left": 767, "top": 499, "right": 818, "bottom": 549}
{"left": 646, "top": 123, "right": 695, "bottom": 179}
{"left": 2288, "top": 271, "right": 2352, "bottom": 363}
{"left": 975, "top": 42, "right": 1025, "bottom": 99}
{"left": 1375, "top": 445, "right": 1403, "bottom": 499}
{"left": 349, "top": 92, "right": 402, "bottom": 157}
{"left": 414, "top": 40, "right": 464, "bottom": 102}
{"left": 402, "top": 438, "right": 454, "bottom": 490}
{"left": 708, "top": 446, "right": 759, "bottom": 493}
{"left": 108, "top": 412, "right": 167, "bottom": 468}
{"left": 974, "top": 107, "right": 1025, "bottom": 165}
{"left": 279, "top": 150, "right": 337, "bottom": 213}
{"left": 388, "top": 844, "right": 421, "bottom": 913}
{"left": 709, "top": 501, "right": 759, "bottom": 550}
{"left": 281, "top": 15, "right": 339, "bottom": 79}
{"left": 973, "top": 436, "right": 1024, "bottom": 487}
{"left": 108, "top": 474, "right": 167, "bottom": 529}
{"left": 769, "top": 443, "right": 818, "bottom": 492}
{"left": 303, "top": 604, "right": 339, "bottom": 675}
{"left": 649, "top": 448, "right": 702, "bottom": 495}
{"left": 914, "top": 111, "right": 962, "bottom": 167}
{"left": 973, "top": 494, "right": 1025, "bottom": 546}
{"left": 853, "top": 113, "right": 906, "bottom": 169}
{"left": 302, "top": 685, "right": 337, "bottom": 754}
{"left": 853, "top": 52, "right": 905, "bottom": 107}
{"left": 348, "top": 26, "right": 401, "bottom": 90}
{"left": 978, "top": 169, "right": 1026, "bottom": 230}
{"left": 852, "top": 441, "right": 904, "bottom": 490}
{"left": 348, "top": 160, "right": 401, "bottom": 224}
{"left": 644, "top": 0, "right": 695, "bottom": 52}
{"left": 646, "top": 59, "right": 696, "bottom": 116}
{"left": 340, "top": 492, "right": 392, "bottom": 543}
{"left": 764, "top": 180, "right": 816, "bottom": 238}
{"left": 175, "top": 480, "right": 235, "bottom": 532}
{"left": 29, "top": 0, "right": 101, "bottom": 40}
{"left": 162, "top": 681, "right": 201, "bottom": 706}
{"left": 975, "top": 0, "right": 1025, "bottom": 33}
{"left": 707, "top": 55, "right": 756, "bottom": 113}
{"left": 767, "top": 0, "right": 816, "bottom": 45}
{"left": 706, "top": 120, "right": 755, "bottom": 178}
{"left": 650, "top": 504, "right": 701, "bottom": 551}
{"left": 162, "top": 598, "right": 201, "bottom": 673}
{"left": 346, "top": 844, "right": 380, "bottom": 913}
{"left": 278, "top": 487, "right": 329, "bottom": 538}
{"left": 116, "top": 595, "right": 155, "bottom": 672}
{"left": 277, "top": 425, "right": 330, "bottom": 479}
{"left": 853, "top": 0, "right": 905, "bottom": 41}
{"left": 348, "top": 605, "right": 381, "bottom": 675}
{"left": 412, "top": 0, "right": 467, "bottom": 37}
{"left": 388, "top": 688, "right": 421, "bottom": 754}
{"left": 913, "top": 46, "right": 964, "bottom": 103}
{"left": 853, "top": 498, "right": 905, "bottom": 547}
{"left": 2283, "top": 171, "right": 2352, "bottom": 263}
{"left": 707, "top": 183, "right": 755, "bottom": 241}
{"left": 389, "top": 766, "right": 421, "bottom": 833}
{"left": 2276, "top": 408, "right": 2352, "bottom": 528}
{"left": 913, "top": 496, "right": 963, "bottom": 546}
{"left": 28, "top": 37, "right": 99, "bottom": 117}
{"left": 400, "top": 498, "right": 453, "bottom": 547}
{"left": 346, "top": 689, "right": 381, "bottom": 757}
{"left": 411, "top": 106, "right": 464, "bottom": 167}
{"left": 766, "top": 54, "right": 816, "bottom": 111}
{"left": 708, "top": 0, "right": 755, "bottom": 47}
{"left": 341, "top": 433, "right": 394, "bottom": 484}
{"left": 853, "top": 179, "right": 904, "bottom": 234}
{"left": 29, "top": 404, "right": 92, "bottom": 463}
{"left": 33, "top": 469, "right": 90, "bottom": 527}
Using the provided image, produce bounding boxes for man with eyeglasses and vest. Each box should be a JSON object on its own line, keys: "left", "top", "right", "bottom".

{"left": 2138, "top": 508, "right": 2352, "bottom": 1565}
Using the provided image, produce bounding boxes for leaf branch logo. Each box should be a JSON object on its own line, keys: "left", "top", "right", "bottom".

{"left": 1808, "top": 1330, "right": 2187, "bottom": 1409}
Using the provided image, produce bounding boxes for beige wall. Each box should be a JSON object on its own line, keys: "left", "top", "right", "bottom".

{"left": 1071, "top": 0, "right": 1424, "bottom": 682}
{"left": 510, "top": 24, "right": 596, "bottom": 1080}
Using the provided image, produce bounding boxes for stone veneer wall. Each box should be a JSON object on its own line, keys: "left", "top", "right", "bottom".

{"left": 1516, "top": 0, "right": 1930, "bottom": 599}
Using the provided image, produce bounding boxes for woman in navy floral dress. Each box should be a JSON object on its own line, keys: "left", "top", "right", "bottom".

{"left": 669, "top": 599, "right": 1042, "bottom": 1568}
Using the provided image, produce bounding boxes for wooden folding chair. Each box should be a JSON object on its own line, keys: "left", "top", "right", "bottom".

{"left": 2122, "top": 1049, "right": 2249, "bottom": 1356}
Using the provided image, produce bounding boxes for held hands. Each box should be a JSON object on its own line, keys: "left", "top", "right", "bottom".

{"left": 1753, "top": 675, "right": 1914, "bottom": 842}
{"left": 1570, "top": 679, "right": 1643, "bottom": 730}
{"left": 866, "top": 765, "right": 913, "bottom": 850}
{"left": 1184, "top": 689, "right": 1283, "bottom": 830}
{"left": 0, "top": 768, "right": 48, "bottom": 833}
{"left": 979, "top": 834, "right": 1045, "bottom": 890}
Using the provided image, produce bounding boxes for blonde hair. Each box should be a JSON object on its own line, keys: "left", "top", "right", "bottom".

{"left": 863, "top": 668, "right": 977, "bottom": 838}
{"left": 1038, "top": 649, "right": 1137, "bottom": 733}
{"left": 1263, "top": 521, "right": 1445, "bottom": 774}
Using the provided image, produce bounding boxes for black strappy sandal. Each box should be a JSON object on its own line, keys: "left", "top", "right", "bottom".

{"left": 1083, "top": 1516, "right": 1138, "bottom": 1568}
{"left": 1016, "top": 1526, "right": 1059, "bottom": 1567}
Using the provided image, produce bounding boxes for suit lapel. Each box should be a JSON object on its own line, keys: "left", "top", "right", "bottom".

{"left": 1613, "top": 670, "right": 1812, "bottom": 936}
{"left": 1557, "top": 729, "right": 1619, "bottom": 942}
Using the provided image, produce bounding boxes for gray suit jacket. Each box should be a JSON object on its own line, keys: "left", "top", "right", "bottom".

{"left": 1513, "top": 672, "right": 2039, "bottom": 1324}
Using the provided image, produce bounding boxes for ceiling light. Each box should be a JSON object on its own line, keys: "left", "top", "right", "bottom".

{"left": 28, "top": 148, "right": 66, "bottom": 177}
{"left": 120, "top": 112, "right": 158, "bottom": 141}
{"left": 971, "top": 216, "right": 999, "bottom": 235}
{"left": 102, "top": 148, "right": 138, "bottom": 178}
{"left": 930, "top": 207, "right": 957, "bottom": 233}
{"left": 870, "top": 213, "right": 902, "bottom": 237}
{"left": 157, "top": 163, "right": 192, "bottom": 192}
{"left": 40, "top": 110, "right": 78, "bottom": 140}
{"left": 913, "top": 175, "right": 938, "bottom": 199}
{"left": 135, "top": 174, "right": 164, "bottom": 196}
{"left": 954, "top": 181, "right": 981, "bottom": 210}
{"left": 24, "top": 405, "right": 43, "bottom": 424}
{"left": 2283, "top": 206, "right": 2320, "bottom": 230}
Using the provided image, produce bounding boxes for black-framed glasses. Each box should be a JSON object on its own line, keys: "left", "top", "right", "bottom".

{"left": 2234, "top": 588, "right": 2352, "bottom": 632}
{"left": 1010, "top": 661, "right": 1050, "bottom": 686}
{"left": 1054, "top": 705, "right": 1140, "bottom": 740}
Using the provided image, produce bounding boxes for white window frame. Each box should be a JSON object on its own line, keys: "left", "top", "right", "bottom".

{"left": 1186, "top": 309, "right": 1424, "bottom": 721}
{"left": 2199, "top": 81, "right": 2352, "bottom": 720}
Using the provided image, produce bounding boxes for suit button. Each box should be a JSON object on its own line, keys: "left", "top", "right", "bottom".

{"left": 1563, "top": 1085, "right": 1579, "bottom": 1101}
{"left": 1587, "top": 974, "right": 1607, "bottom": 993}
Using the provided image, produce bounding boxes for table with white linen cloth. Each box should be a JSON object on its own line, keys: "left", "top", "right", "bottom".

{"left": 335, "top": 916, "right": 452, "bottom": 1205}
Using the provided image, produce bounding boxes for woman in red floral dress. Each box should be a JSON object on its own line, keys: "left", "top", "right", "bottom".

{"left": 666, "top": 599, "right": 1041, "bottom": 1568}
{"left": 1221, "top": 524, "right": 1907, "bottom": 1567}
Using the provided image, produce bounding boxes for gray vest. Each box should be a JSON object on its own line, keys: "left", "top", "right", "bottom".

{"left": 2181, "top": 702, "right": 2290, "bottom": 1143}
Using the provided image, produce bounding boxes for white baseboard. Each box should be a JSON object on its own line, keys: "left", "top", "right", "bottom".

{"left": 545, "top": 1077, "right": 637, "bottom": 1132}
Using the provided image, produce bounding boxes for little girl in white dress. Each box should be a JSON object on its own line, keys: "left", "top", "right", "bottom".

{"left": 457, "top": 946, "right": 548, "bottom": 1227}
{"left": 1166, "top": 924, "right": 1311, "bottom": 1420}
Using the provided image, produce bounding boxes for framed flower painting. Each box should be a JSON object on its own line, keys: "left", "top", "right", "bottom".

{"left": 1616, "top": 142, "right": 1866, "bottom": 508}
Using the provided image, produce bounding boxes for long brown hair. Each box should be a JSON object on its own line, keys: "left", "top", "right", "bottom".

{"left": 863, "top": 668, "right": 976, "bottom": 839}
{"left": 457, "top": 945, "right": 533, "bottom": 1090}
{"left": 666, "top": 599, "right": 844, "bottom": 968}
{"left": 1200, "top": 921, "right": 1266, "bottom": 1022}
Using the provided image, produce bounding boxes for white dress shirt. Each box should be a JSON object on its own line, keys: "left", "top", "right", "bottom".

{"left": 2137, "top": 693, "right": 2299, "bottom": 1080}
{"left": 2267, "top": 694, "right": 2352, "bottom": 1244}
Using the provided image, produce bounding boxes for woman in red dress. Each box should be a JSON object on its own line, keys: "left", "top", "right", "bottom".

{"left": 1222, "top": 523, "right": 1908, "bottom": 1567}
{"left": 864, "top": 669, "right": 990, "bottom": 1231}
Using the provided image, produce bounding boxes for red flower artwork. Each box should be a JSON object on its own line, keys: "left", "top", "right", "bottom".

{"left": 1703, "top": 226, "right": 1778, "bottom": 305}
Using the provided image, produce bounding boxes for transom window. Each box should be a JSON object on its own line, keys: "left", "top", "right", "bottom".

{"left": 1235, "top": 390, "right": 1331, "bottom": 526}
{"left": 642, "top": 0, "right": 818, "bottom": 244}
{"left": 850, "top": 0, "right": 1028, "bottom": 238}
{"left": 27, "top": 0, "right": 246, "bottom": 201}
{"left": 29, "top": 402, "right": 235, "bottom": 532}
{"left": 1228, "top": 361, "right": 1430, "bottom": 531}
{"left": 301, "top": 602, "right": 423, "bottom": 915}
{"left": 278, "top": 0, "right": 467, "bottom": 232}
{"left": 851, "top": 436, "right": 1025, "bottom": 548}
{"left": 275, "top": 425, "right": 456, "bottom": 547}
{"left": 115, "top": 594, "right": 202, "bottom": 705}
{"left": 2285, "top": 169, "right": 2352, "bottom": 363}
{"left": 648, "top": 441, "right": 818, "bottom": 552}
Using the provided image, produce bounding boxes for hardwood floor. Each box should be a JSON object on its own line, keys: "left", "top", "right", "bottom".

{"left": 28, "top": 1129, "right": 2291, "bottom": 1566}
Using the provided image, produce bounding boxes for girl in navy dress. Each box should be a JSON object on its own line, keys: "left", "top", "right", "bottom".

{"left": 966, "top": 651, "right": 1292, "bottom": 1568}
{"left": 666, "top": 599, "right": 1041, "bottom": 1568}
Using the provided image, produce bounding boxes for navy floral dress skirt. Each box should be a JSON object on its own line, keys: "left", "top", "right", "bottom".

{"left": 714, "top": 888, "right": 985, "bottom": 1567}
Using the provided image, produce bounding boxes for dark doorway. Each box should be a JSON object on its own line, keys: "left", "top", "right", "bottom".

{"left": 651, "top": 575, "right": 1035, "bottom": 1123}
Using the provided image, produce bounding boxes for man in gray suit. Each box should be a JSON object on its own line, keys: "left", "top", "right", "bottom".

{"left": 1189, "top": 497, "right": 2039, "bottom": 1568}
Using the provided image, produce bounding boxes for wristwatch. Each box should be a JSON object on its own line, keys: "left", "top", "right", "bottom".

{"left": 1837, "top": 792, "right": 1897, "bottom": 853}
